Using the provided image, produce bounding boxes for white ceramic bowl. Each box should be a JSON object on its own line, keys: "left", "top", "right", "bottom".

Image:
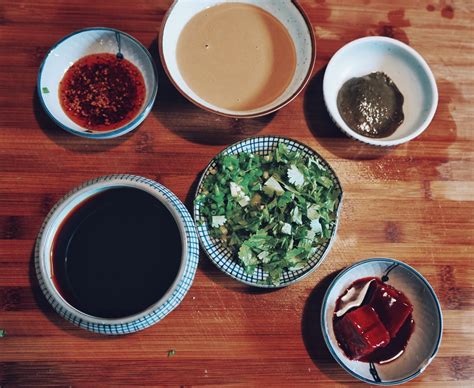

{"left": 323, "top": 37, "right": 438, "bottom": 146}
{"left": 159, "top": 0, "right": 315, "bottom": 118}
{"left": 321, "top": 258, "right": 443, "bottom": 385}
{"left": 38, "top": 28, "right": 158, "bottom": 139}
{"left": 35, "top": 175, "right": 199, "bottom": 334}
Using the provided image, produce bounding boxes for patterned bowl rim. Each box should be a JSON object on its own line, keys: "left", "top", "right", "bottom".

{"left": 35, "top": 174, "right": 199, "bottom": 334}
{"left": 320, "top": 257, "right": 443, "bottom": 385}
{"left": 37, "top": 27, "right": 158, "bottom": 139}
{"left": 193, "top": 135, "right": 344, "bottom": 288}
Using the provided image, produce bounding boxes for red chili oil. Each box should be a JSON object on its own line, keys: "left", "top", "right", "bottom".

{"left": 333, "top": 277, "right": 415, "bottom": 364}
{"left": 59, "top": 53, "right": 146, "bottom": 131}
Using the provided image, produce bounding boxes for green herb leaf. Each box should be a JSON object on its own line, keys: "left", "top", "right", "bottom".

{"left": 0, "top": 329, "right": 6, "bottom": 337}
{"left": 167, "top": 349, "right": 176, "bottom": 357}
{"left": 42, "top": 87, "right": 50, "bottom": 94}
{"left": 195, "top": 144, "right": 341, "bottom": 285}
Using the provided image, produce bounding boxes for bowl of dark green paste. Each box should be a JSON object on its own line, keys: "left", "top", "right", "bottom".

{"left": 323, "top": 37, "right": 438, "bottom": 146}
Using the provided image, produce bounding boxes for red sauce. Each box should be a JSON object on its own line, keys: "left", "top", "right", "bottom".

{"left": 360, "top": 314, "right": 414, "bottom": 364}
{"left": 59, "top": 53, "right": 146, "bottom": 131}
{"left": 334, "top": 277, "right": 415, "bottom": 364}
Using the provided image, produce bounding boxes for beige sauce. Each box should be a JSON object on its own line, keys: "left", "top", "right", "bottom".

{"left": 176, "top": 3, "right": 296, "bottom": 111}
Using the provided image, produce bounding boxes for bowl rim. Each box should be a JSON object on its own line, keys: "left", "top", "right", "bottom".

{"left": 193, "top": 135, "right": 344, "bottom": 288}
{"left": 158, "top": 0, "right": 316, "bottom": 118}
{"left": 37, "top": 27, "right": 158, "bottom": 139}
{"left": 320, "top": 257, "right": 443, "bottom": 385}
{"left": 323, "top": 36, "right": 439, "bottom": 147}
{"left": 35, "top": 175, "right": 198, "bottom": 333}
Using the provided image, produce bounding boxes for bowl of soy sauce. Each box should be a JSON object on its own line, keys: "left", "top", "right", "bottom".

{"left": 35, "top": 175, "right": 199, "bottom": 334}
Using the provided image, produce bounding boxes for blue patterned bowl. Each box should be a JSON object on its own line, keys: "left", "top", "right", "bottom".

{"left": 37, "top": 27, "right": 158, "bottom": 139}
{"left": 35, "top": 175, "right": 199, "bottom": 334}
{"left": 321, "top": 258, "right": 443, "bottom": 385}
{"left": 194, "top": 136, "right": 343, "bottom": 287}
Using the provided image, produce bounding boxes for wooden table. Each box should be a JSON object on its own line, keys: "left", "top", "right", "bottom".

{"left": 0, "top": 0, "right": 472, "bottom": 386}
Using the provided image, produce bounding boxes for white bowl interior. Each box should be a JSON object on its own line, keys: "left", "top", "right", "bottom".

{"left": 38, "top": 180, "right": 188, "bottom": 325}
{"left": 324, "top": 37, "right": 438, "bottom": 145}
{"left": 161, "top": 0, "right": 313, "bottom": 116}
{"left": 322, "top": 259, "right": 442, "bottom": 384}
{"left": 39, "top": 29, "right": 156, "bottom": 136}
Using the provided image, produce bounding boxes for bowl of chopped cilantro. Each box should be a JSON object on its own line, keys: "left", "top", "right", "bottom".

{"left": 194, "top": 136, "right": 343, "bottom": 287}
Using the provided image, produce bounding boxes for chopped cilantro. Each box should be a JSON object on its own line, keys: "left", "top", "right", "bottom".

{"left": 167, "top": 349, "right": 176, "bottom": 357}
{"left": 195, "top": 144, "right": 341, "bottom": 285}
{"left": 42, "top": 87, "right": 50, "bottom": 94}
{"left": 0, "top": 329, "right": 5, "bottom": 337}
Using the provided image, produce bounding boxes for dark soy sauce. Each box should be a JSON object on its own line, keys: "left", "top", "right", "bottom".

{"left": 52, "top": 187, "right": 182, "bottom": 319}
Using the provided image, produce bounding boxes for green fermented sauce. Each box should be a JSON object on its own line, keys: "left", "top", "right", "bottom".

{"left": 337, "top": 72, "right": 404, "bottom": 138}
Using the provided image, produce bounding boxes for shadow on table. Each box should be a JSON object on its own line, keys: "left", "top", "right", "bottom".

{"left": 148, "top": 38, "right": 274, "bottom": 146}
{"left": 303, "top": 66, "right": 391, "bottom": 161}
{"left": 301, "top": 270, "right": 342, "bottom": 376}
{"left": 32, "top": 89, "right": 135, "bottom": 153}
{"left": 184, "top": 169, "right": 203, "bottom": 211}
{"left": 198, "top": 256, "right": 283, "bottom": 295}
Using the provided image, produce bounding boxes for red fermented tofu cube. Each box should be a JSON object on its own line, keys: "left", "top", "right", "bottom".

{"left": 335, "top": 305, "right": 390, "bottom": 360}
{"left": 366, "top": 280, "right": 414, "bottom": 338}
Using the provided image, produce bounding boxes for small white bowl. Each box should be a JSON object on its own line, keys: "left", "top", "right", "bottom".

{"left": 37, "top": 28, "right": 158, "bottom": 139}
{"left": 35, "top": 175, "right": 199, "bottom": 334}
{"left": 159, "top": 0, "right": 315, "bottom": 118}
{"left": 321, "top": 258, "right": 443, "bottom": 385}
{"left": 323, "top": 37, "right": 438, "bottom": 146}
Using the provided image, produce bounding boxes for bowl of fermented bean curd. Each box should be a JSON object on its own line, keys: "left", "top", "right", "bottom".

{"left": 159, "top": 0, "right": 315, "bottom": 118}
{"left": 323, "top": 37, "right": 438, "bottom": 147}
{"left": 38, "top": 27, "right": 158, "bottom": 139}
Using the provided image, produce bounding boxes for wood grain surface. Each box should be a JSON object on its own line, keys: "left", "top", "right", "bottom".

{"left": 0, "top": 0, "right": 473, "bottom": 386}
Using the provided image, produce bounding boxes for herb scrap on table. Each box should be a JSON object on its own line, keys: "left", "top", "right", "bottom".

{"left": 195, "top": 143, "right": 341, "bottom": 285}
